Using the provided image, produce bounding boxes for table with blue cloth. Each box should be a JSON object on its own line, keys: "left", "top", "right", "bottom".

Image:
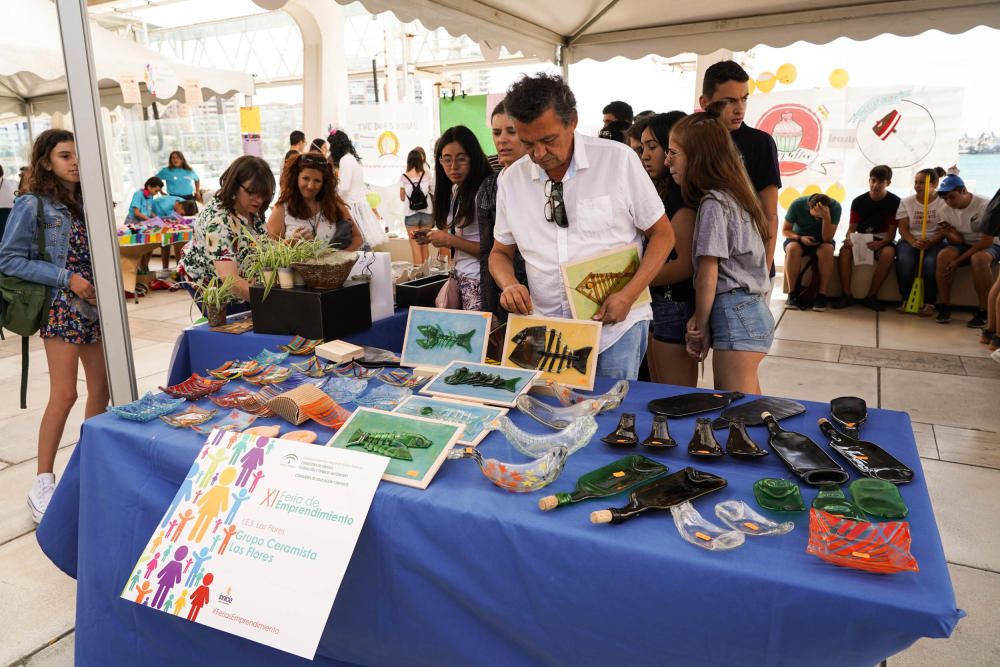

{"left": 38, "top": 326, "right": 960, "bottom": 667}
{"left": 166, "top": 311, "right": 409, "bottom": 386}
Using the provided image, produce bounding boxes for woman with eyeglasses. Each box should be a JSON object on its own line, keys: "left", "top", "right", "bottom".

{"left": 423, "top": 125, "right": 493, "bottom": 310}
{"left": 328, "top": 130, "right": 387, "bottom": 248}
{"left": 266, "top": 152, "right": 361, "bottom": 250}
{"left": 179, "top": 156, "right": 275, "bottom": 312}
{"left": 668, "top": 112, "right": 773, "bottom": 393}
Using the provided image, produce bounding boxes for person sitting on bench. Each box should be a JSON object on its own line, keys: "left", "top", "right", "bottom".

{"left": 783, "top": 193, "right": 840, "bottom": 311}
{"left": 834, "top": 165, "right": 900, "bottom": 311}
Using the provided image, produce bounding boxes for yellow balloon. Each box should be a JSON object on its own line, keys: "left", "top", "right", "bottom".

{"left": 776, "top": 63, "right": 797, "bottom": 85}
{"left": 779, "top": 187, "right": 801, "bottom": 210}
{"left": 802, "top": 184, "right": 822, "bottom": 197}
{"left": 826, "top": 182, "right": 847, "bottom": 202}
{"left": 756, "top": 72, "right": 776, "bottom": 93}
{"left": 366, "top": 192, "right": 382, "bottom": 208}
{"left": 747, "top": 78, "right": 756, "bottom": 94}
{"left": 829, "top": 68, "right": 849, "bottom": 89}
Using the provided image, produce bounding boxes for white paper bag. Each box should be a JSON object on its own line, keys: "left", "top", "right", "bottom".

{"left": 850, "top": 232, "right": 875, "bottom": 266}
{"left": 348, "top": 251, "right": 394, "bottom": 321}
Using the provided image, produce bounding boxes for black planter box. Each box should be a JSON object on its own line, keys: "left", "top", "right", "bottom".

{"left": 250, "top": 279, "right": 371, "bottom": 340}
{"left": 396, "top": 274, "right": 448, "bottom": 308}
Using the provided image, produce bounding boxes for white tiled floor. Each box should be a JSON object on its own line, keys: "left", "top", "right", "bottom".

{"left": 2, "top": 282, "right": 999, "bottom": 665}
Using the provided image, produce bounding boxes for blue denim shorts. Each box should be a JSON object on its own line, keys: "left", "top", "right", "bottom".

{"left": 405, "top": 212, "right": 433, "bottom": 228}
{"left": 947, "top": 243, "right": 1000, "bottom": 265}
{"left": 651, "top": 294, "right": 694, "bottom": 344}
{"left": 709, "top": 289, "right": 774, "bottom": 353}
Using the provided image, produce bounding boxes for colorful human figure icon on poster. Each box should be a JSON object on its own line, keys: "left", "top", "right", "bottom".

{"left": 163, "top": 545, "right": 173, "bottom": 561}
{"left": 228, "top": 435, "right": 250, "bottom": 465}
{"left": 172, "top": 509, "right": 195, "bottom": 542}
{"left": 173, "top": 589, "right": 188, "bottom": 616}
{"left": 199, "top": 448, "right": 229, "bottom": 489}
{"left": 160, "top": 465, "right": 199, "bottom": 528}
{"left": 226, "top": 488, "right": 252, "bottom": 524}
{"left": 210, "top": 533, "right": 222, "bottom": 553}
{"left": 213, "top": 518, "right": 223, "bottom": 534}
{"left": 184, "top": 557, "right": 193, "bottom": 574}
{"left": 127, "top": 568, "right": 141, "bottom": 591}
{"left": 189, "top": 467, "right": 236, "bottom": 543}
{"left": 219, "top": 524, "right": 238, "bottom": 554}
{"left": 134, "top": 580, "right": 153, "bottom": 604}
{"left": 144, "top": 552, "right": 160, "bottom": 579}
{"left": 150, "top": 531, "right": 164, "bottom": 553}
{"left": 185, "top": 547, "right": 212, "bottom": 588}
{"left": 236, "top": 438, "right": 267, "bottom": 487}
{"left": 187, "top": 573, "right": 213, "bottom": 621}
{"left": 249, "top": 470, "right": 265, "bottom": 492}
{"left": 151, "top": 545, "right": 189, "bottom": 610}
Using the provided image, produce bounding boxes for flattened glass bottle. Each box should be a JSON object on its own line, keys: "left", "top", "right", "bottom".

{"left": 538, "top": 455, "right": 668, "bottom": 511}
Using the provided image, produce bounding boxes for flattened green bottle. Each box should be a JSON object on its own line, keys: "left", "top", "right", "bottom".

{"left": 538, "top": 455, "right": 668, "bottom": 511}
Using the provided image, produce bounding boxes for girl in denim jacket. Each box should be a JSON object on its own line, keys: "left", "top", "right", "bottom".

{"left": 0, "top": 129, "right": 109, "bottom": 523}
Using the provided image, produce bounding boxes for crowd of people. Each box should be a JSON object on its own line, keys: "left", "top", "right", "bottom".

{"left": 1, "top": 61, "right": 998, "bottom": 525}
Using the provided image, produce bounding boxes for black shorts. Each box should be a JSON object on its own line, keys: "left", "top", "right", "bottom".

{"left": 784, "top": 238, "right": 835, "bottom": 256}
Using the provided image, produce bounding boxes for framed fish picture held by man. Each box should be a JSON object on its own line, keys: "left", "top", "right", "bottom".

{"left": 400, "top": 306, "right": 492, "bottom": 371}
{"left": 501, "top": 314, "right": 602, "bottom": 390}
{"left": 560, "top": 244, "right": 652, "bottom": 321}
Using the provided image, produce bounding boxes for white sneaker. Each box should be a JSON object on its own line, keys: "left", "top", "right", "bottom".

{"left": 992, "top": 348, "right": 1000, "bottom": 365}
{"left": 27, "top": 473, "right": 56, "bottom": 524}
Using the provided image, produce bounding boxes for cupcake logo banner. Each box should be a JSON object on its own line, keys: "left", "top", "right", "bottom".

{"left": 756, "top": 104, "right": 824, "bottom": 176}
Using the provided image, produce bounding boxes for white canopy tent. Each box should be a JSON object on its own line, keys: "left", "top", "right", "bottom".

{"left": 1, "top": 0, "right": 254, "bottom": 121}
{"left": 333, "top": 0, "right": 1000, "bottom": 68}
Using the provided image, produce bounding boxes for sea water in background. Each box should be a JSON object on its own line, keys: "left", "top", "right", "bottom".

{"left": 958, "top": 153, "right": 1000, "bottom": 197}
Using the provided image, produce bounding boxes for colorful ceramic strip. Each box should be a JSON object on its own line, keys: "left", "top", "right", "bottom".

{"left": 376, "top": 369, "right": 430, "bottom": 389}
{"left": 208, "top": 388, "right": 255, "bottom": 409}
{"left": 299, "top": 396, "right": 351, "bottom": 429}
{"left": 207, "top": 359, "right": 264, "bottom": 380}
{"left": 244, "top": 365, "right": 292, "bottom": 385}
{"left": 160, "top": 405, "right": 218, "bottom": 428}
{"left": 331, "top": 361, "right": 380, "bottom": 379}
{"left": 239, "top": 387, "right": 282, "bottom": 417}
{"left": 253, "top": 349, "right": 289, "bottom": 365}
{"left": 289, "top": 356, "right": 335, "bottom": 378}
{"left": 279, "top": 373, "right": 329, "bottom": 391}
{"left": 806, "top": 508, "right": 918, "bottom": 574}
{"left": 279, "top": 336, "right": 324, "bottom": 355}
{"left": 158, "top": 373, "right": 229, "bottom": 400}
{"left": 107, "top": 392, "right": 187, "bottom": 422}
{"left": 190, "top": 409, "right": 257, "bottom": 435}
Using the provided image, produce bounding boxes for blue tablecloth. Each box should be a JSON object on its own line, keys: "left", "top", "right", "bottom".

{"left": 167, "top": 310, "right": 409, "bottom": 386}
{"left": 38, "top": 329, "right": 961, "bottom": 667}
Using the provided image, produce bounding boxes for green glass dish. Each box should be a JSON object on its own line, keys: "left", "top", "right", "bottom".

{"left": 811, "top": 483, "right": 865, "bottom": 520}
{"left": 849, "top": 479, "right": 909, "bottom": 519}
{"left": 753, "top": 478, "right": 805, "bottom": 511}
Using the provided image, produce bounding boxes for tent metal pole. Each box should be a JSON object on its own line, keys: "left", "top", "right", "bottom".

{"left": 559, "top": 45, "right": 571, "bottom": 83}
{"left": 54, "top": 0, "right": 138, "bottom": 406}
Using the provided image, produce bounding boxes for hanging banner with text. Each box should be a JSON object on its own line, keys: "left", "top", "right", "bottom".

{"left": 121, "top": 430, "right": 388, "bottom": 658}
{"left": 342, "top": 102, "right": 435, "bottom": 188}
{"left": 745, "top": 85, "right": 962, "bottom": 210}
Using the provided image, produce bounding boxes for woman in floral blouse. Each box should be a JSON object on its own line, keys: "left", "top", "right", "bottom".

{"left": 179, "top": 156, "right": 275, "bottom": 313}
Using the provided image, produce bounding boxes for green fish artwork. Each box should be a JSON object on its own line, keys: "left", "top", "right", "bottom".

{"left": 345, "top": 429, "right": 433, "bottom": 460}
{"left": 415, "top": 324, "right": 476, "bottom": 353}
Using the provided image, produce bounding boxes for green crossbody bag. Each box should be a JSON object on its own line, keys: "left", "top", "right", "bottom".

{"left": 0, "top": 197, "right": 53, "bottom": 408}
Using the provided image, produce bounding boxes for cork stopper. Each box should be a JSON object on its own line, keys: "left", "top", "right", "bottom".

{"left": 816, "top": 417, "right": 831, "bottom": 427}
{"left": 760, "top": 411, "right": 772, "bottom": 420}
{"left": 538, "top": 495, "right": 558, "bottom": 511}
{"left": 590, "top": 510, "right": 613, "bottom": 524}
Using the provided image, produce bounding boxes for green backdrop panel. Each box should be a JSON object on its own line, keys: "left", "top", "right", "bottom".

{"left": 439, "top": 95, "right": 494, "bottom": 156}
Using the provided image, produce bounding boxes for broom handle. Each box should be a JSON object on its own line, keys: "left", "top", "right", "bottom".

{"left": 915, "top": 175, "right": 931, "bottom": 279}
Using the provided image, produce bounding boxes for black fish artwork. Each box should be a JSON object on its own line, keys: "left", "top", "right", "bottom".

{"left": 444, "top": 366, "right": 521, "bottom": 392}
{"left": 508, "top": 326, "right": 591, "bottom": 375}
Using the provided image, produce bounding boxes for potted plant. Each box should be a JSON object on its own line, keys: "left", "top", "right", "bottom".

{"left": 194, "top": 275, "right": 238, "bottom": 327}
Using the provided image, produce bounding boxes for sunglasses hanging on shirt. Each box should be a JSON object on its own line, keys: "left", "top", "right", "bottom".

{"left": 544, "top": 180, "right": 569, "bottom": 228}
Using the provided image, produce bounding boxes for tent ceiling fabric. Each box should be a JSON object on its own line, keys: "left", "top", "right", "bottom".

{"left": 0, "top": 0, "right": 254, "bottom": 116}
{"left": 338, "top": 0, "right": 1000, "bottom": 62}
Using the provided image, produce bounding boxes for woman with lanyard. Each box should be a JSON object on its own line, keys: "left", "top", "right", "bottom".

{"left": 178, "top": 156, "right": 274, "bottom": 314}
{"left": 328, "top": 130, "right": 387, "bottom": 248}
{"left": 641, "top": 111, "right": 699, "bottom": 387}
{"left": 0, "top": 130, "right": 107, "bottom": 523}
{"left": 157, "top": 151, "right": 201, "bottom": 202}
{"left": 267, "top": 152, "right": 362, "bottom": 250}
{"left": 421, "top": 125, "right": 492, "bottom": 310}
